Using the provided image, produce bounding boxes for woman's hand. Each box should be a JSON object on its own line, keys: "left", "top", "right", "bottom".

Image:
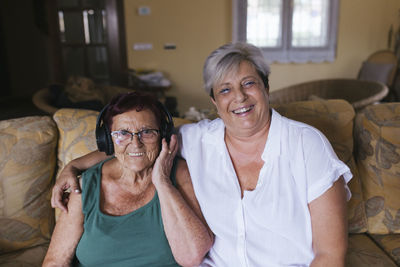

{"left": 51, "top": 165, "right": 82, "bottom": 213}
{"left": 51, "top": 150, "right": 108, "bottom": 212}
{"left": 151, "top": 134, "right": 179, "bottom": 188}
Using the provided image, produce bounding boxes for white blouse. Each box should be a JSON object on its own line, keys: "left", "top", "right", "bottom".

{"left": 179, "top": 109, "right": 352, "bottom": 267}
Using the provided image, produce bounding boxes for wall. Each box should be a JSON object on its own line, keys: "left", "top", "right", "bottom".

{"left": 124, "top": 0, "right": 231, "bottom": 114}
{"left": 124, "top": 0, "right": 400, "bottom": 115}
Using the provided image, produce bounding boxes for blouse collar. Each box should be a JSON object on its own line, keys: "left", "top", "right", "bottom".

{"left": 201, "top": 109, "right": 282, "bottom": 161}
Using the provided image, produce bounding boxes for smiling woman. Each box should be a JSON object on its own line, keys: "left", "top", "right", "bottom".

{"left": 43, "top": 92, "right": 213, "bottom": 267}
{"left": 177, "top": 42, "right": 352, "bottom": 266}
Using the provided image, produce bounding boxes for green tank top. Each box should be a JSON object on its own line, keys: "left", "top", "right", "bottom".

{"left": 75, "top": 158, "right": 180, "bottom": 267}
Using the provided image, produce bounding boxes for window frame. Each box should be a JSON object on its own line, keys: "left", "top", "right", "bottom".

{"left": 232, "top": 0, "right": 340, "bottom": 63}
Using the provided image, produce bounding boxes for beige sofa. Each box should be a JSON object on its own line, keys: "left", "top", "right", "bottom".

{"left": 0, "top": 99, "right": 399, "bottom": 266}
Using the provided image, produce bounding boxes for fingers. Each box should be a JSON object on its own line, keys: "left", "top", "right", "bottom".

{"left": 72, "top": 180, "right": 81, "bottom": 194}
{"left": 166, "top": 134, "right": 179, "bottom": 157}
{"left": 62, "top": 192, "right": 70, "bottom": 207}
{"left": 51, "top": 185, "right": 68, "bottom": 212}
{"left": 156, "top": 135, "right": 179, "bottom": 170}
{"left": 51, "top": 179, "right": 81, "bottom": 213}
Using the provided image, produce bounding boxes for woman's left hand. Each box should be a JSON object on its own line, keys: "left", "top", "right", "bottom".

{"left": 151, "top": 134, "right": 179, "bottom": 188}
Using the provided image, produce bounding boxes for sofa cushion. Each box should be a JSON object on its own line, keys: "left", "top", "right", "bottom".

{"left": 355, "top": 103, "right": 400, "bottom": 234}
{"left": 53, "top": 109, "right": 99, "bottom": 174}
{"left": 0, "top": 116, "right": 57, "bottom": 254}
{"left": 346, "top": 234, "right": 397, "bottom": 266}
{"left": 369, "top": 234, "right": 400, "bottom": 265}
{"left": 0, "top": 244, "right": 48, "bottom": 267}
{"left": 273, "top": 99, "right": 367, "bottom": 233}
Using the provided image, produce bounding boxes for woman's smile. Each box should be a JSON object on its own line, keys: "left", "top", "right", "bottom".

{"left": 232, "top": 104, "right": 255, "bottom": 115}
{"left": 127, "top": 152, "right": 145, "bottom": 157}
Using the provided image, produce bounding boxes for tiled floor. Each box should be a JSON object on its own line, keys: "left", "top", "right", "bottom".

{"left": 0, "top": 96, "right": 47, "bottom": 121}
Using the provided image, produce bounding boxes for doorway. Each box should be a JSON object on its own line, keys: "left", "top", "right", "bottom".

{"left": 53, "top": 0, "right": 127, "bottom": 85}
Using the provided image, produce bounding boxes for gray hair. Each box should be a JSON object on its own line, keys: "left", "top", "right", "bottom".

{"left": 203, "top": 42, "right": 271, "bottom": 95}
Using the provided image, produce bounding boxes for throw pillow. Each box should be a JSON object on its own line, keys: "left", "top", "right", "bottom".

{"left": 53, "top": 109, "right": 99, "bottom": 178}
{"left": 355, "top": 103, "right": 400, "bottom": 234}
{"left": 0, "top": 116, "right": 57, "bottom": 253}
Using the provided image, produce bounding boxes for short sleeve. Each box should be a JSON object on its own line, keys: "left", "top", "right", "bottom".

{"left": 178, "top": 121, "right": 204, "bottom": 161}
{"left": 302, "top": 128, "right": 353, "bottom": 203}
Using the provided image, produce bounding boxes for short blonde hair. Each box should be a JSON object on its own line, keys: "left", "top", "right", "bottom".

{"left": 203, "top": 42, "right": 271, "bottom": 95}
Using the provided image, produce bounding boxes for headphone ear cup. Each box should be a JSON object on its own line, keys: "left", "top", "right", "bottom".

{"left": 157, "top": 101, "right": 174, "bottom": 143}
{"left": 104, "top": 124, "right": 114, "bottom": 155}
{"left": 96, "top": 105, "right": 114, "bottom": 155}
{"left": 165, "top": 117, "right": 173, "bottom": 143}
{"left": 96, "top": 124, "right": 114, "bottom": 155}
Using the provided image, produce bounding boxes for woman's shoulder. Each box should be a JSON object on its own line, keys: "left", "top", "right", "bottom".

{"left": 275, "top": 113, "right": 333, "bottom": 158}
{"left": 179, "top": 118, "right": 223, "bottom": 134}
{"left": 179, "top": 118, "right": 224, "bottom": 146}
{"left": 81, "top": 157, "right": 114, "bottom": 189}
{"left": 178, "top": 119, "right": 224, "bottom": 158}
{"left": 278, "top": 114, "right": 326, "bottom": 143}
{"left": 83, "top": 156, "right": 114, "bottom": 174}
{"left": 175, "top": 158, "right": 189, "bottom": 179}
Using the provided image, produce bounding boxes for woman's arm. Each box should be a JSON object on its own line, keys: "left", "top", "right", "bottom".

{"left": 152, "top": 135, "right": 214, "bottom": 267}
{"left": 51, "top": 150, "right": 108, "bottom": 212}
{"left": 43, "top": 188, "right": 84, "bottom": 266}
{"left": 309, "top": 177, "right": 348, "bottom": 267}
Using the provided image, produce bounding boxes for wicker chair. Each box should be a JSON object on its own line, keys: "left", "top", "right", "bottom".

{"left": 32, "top": 85, "right": 135, "bottom": 114}
{"left": 269, "top": 79, "right": 389, "bottom": 110}
{"left": 358, "top": 50, "right": 398, "bottom": 87}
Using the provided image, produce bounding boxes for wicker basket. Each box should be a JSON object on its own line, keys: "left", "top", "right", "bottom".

{"left": 32, "top": 85, "right": 135, "bottom": 115}
{"left": 269, "top": 79, "right": 389, "bottom": 110}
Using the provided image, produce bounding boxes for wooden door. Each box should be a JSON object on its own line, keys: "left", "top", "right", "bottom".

{"left": 53, "top": 0, "right": 127, "bottom": 85}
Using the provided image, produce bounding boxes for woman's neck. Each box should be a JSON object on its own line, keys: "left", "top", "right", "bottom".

{"left": 225, "top": 115, "right": 271, "bottom": 155}
{"left": 105, "top": 159, "right": 154, "bottom": 193}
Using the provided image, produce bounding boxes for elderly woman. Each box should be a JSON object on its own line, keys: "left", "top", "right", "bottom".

{"left": 52, "top": 43, "right": 352, "bottom": 266}
{"left": 43, "top": 92, "right": 213, "bottom": 266}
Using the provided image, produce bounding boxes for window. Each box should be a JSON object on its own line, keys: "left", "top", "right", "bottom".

{"left": 233, "top": 0, "right": 339, "bottom": 63}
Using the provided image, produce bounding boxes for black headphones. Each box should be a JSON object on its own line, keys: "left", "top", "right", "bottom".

{"left": 95, "top": 101, "right": 174, "bottom": 155}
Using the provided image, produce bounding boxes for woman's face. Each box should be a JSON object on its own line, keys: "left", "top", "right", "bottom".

{"left": 111, "top": 109, "right": 160, "bottom": 173}
{"left": 211, "top": 60, "right": 271, "bottom": 137}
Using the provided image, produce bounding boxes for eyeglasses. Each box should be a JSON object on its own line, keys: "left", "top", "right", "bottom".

{"left": 110, "top": 129, "right": 160, "bottom": 145}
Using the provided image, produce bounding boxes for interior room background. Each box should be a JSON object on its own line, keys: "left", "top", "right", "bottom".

{"left": 0, "top": 0, "right": 399, "bottom": 115}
